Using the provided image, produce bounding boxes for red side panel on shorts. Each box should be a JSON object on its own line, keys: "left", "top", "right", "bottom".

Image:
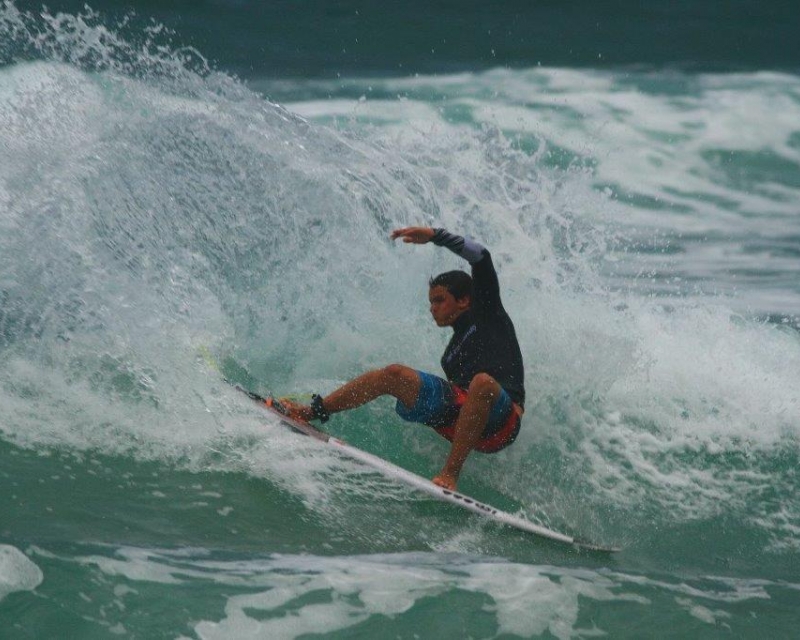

{"left": 474, "top": 405, "right": 522, "bottom": 453}
{"left": 433, "top": 386, "right": 522, "bottom": 454}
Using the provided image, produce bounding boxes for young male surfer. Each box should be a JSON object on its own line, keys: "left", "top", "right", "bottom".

{"left": 282, "top": 226, "right": 525, "bottom": 491}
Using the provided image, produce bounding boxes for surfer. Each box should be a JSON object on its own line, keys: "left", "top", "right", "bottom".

{"left": 282, "top": 227, "right": 525, "bottom": 491}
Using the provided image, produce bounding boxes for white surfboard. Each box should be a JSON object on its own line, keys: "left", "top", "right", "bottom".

{"left": 234, "top": 383, "right": 618, "bottom": 553}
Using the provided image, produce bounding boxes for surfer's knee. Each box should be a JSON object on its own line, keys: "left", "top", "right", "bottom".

{"left": 381, "top": 363, "right": 417, "bottom": 385}
{"left": 379, "top": 364, "right": 421, "bottom": 404}
{"left": 468, "top": 372, "right": 501, "bottom": 400}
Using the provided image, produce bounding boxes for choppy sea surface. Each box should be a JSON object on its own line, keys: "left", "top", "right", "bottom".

{"left": 1, "top": 3, "right": 799, "bottom": 638}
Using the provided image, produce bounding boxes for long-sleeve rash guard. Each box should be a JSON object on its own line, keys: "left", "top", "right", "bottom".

{"left": 431, "top": 228, "right": 526, "bottom": 409}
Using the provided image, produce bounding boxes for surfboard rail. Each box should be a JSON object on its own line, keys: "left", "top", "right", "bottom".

{"left": 232, "top": 383, "right": 619, "bottom": 553}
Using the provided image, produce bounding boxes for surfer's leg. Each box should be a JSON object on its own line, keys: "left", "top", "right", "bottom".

{"left": 321, "top": 364, "right": 422, "bottom": 414}
{"left": 433, "top": 373, "right": 501, "bottom": 490}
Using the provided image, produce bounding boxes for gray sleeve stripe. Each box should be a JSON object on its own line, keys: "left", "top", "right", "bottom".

{"left": 461, "top": 237, "right": 485, "bottom": 264}
{"left": 432, "top": 228, "right": 463, "bottom": 252}
{"left": 432, "top": 228, "right": 486, "bottom": 264}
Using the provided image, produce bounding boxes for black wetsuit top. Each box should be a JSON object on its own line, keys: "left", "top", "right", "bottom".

{"left": 432, "top": 229, "right": 526, "bottom": 409}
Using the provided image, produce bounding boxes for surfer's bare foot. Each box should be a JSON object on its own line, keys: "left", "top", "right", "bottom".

{"left": 277, "top": 398, "right": 313, "bottom": 422}
{"left": 432, "top": 473, "right": 458, "bottom": 491}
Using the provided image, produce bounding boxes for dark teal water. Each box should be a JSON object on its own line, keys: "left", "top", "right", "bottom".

{"left": 1, "top": 3, "right": 799, "bottom": 638}
{"left": 20, "top": 0, "right": 800, "bottom": 76}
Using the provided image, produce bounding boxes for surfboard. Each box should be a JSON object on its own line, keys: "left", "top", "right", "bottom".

{"left": 233, "top": 383, "right": 619, "bottom": 553}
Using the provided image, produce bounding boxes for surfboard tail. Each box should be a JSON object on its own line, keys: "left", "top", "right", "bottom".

{"left": 572, "top": 538, "right": 621, "bottom": 553}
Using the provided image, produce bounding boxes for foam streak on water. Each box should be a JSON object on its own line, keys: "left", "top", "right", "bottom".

{"left": 19, "top": 545, "right": 799, "bottom": 640}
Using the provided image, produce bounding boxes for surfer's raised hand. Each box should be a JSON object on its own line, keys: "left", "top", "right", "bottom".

{"left": 391, "top": 227, "right": 435, "bottom": 244}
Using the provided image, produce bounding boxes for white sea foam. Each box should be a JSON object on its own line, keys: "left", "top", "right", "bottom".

{"left": 0, "top": 545, "right": 43, "bottom": 602}
{"left": 283, "top": 67, "right": 800, "bottom": 315}
{"left": 60, "top": 545, "right": 792, "bottom": 639}
{"left": 75, "top": 548, "right": 645, "bottom": 638}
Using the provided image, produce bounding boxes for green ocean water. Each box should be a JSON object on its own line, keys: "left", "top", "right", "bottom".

{"left": 1, "top": 3, "right": 799, "bottom": 638}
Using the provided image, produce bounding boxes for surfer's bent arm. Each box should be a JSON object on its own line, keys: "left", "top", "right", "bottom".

{"left": 430, "top": 228, "right": 503, "bottom": 315}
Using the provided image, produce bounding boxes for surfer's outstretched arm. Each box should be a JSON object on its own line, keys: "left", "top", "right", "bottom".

{"left": 391, "top": 226, "right": 484, "bottom": 261}
{"left": 392, "top": 226, "right": 501, "bottom": 311}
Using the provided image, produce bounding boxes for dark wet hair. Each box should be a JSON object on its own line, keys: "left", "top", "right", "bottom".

{"left": 429, "top": 270, "right": 473, "bottom": 301}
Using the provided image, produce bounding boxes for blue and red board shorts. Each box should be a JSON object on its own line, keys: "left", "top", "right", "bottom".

{"left": 395, "top": 370, "right": 522, "bottom": 453}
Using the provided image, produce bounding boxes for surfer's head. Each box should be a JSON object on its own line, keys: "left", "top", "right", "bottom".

{"left": 428, "top": 271, "right": 472, "bottom": 326}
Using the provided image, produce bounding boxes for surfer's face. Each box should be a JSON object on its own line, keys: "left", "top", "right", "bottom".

{"left": 428, "top": 285, "right": 470, "bottom": 327}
